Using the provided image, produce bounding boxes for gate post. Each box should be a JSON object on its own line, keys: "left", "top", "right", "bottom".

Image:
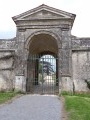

{"left": 59, "top": 29, "right": 73, "bottom": 93}
{"left": 15, "top": 46, "right": 28, "bottom": 93}
{"left": 58, "top": 49, "right": 63, "bottom": 94}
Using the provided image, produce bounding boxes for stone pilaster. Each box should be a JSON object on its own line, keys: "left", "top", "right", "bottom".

{"left": 15, "top": 29, "right": 27, "bottom": 92}
{"left": 60, "top": 29, "right": 73, "bottom": 92}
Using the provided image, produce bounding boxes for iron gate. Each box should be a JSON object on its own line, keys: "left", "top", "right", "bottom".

{"left": 26, "top": 54, "right": 59, "bottom": 94}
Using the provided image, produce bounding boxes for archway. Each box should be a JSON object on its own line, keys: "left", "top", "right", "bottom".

{"left": 26, "top": 33, "right": 59, "bottom": 94}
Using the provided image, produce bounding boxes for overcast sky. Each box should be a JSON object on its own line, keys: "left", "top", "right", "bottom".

{"left": 0, "top": 0, "right": 90, "bottom": 39}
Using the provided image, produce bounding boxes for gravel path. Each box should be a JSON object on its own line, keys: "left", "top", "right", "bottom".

{"left": 0, "top": 95, "right": 62, "bottom": 120}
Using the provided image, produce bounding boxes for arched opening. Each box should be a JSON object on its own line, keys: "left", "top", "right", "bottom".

{"left": 26, "top": 33, "right": 59, "bottom": 94}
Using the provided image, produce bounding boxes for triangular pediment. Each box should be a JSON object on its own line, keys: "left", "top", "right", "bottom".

{"left": 12, "top": 4, "right": 76, "bottom": 21}
{"left": 22, "top": 10, "right": 65, "bottom": 20}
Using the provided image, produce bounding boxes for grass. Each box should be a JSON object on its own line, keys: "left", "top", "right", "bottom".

{"left": 0, "top": 91, "right": 21, "bottom": 104}
{"left": 63, "top": 93, "right": 90, "bottom": 120}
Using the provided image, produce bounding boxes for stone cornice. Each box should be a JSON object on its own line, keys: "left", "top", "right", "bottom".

{"left": 17, "top": 24, "right": 70, "bottom": 31}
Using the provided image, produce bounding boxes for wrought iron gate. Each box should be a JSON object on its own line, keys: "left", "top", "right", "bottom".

{"left": 26, "top": 54, "right": 59, "bottom": 94}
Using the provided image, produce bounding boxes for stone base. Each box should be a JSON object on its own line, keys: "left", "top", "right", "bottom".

{"left": 61, "top": 77, "right": 73, "bottom": 92}
{"left": 15, "top": 75, "right": 26, "bottom": 92}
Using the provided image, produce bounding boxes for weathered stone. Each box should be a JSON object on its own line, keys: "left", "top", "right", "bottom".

{"left": 61, "top": 77, "right": 73, "bottom": 92}
{"left": 72, "top": 51, "right": 90, "bottom": 92}
{"left": 15, "top": 75, "right": 26, "bottom": 92}
{"left": 0, "top": 4, "right": 90, "bottom": 93}
{"left": 0, "top": 70, "right": 14, "bottom": 91}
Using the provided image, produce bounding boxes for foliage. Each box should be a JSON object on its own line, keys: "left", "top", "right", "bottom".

{"left": 39, "top": 64, "right": 42, "bottom": 73}
{"left": 61, "top": 91, "right": 73, "bottom": 96}
{"left": 39, "top": 61, "right": 54, "bottom": 75}
{"left": 38, "top": 73, "right": 44, "bottom": 82}
{"left": 52, "top": 74, "right": 56, "bottom": 81}
{"left": 64, "top": 94, "right": 90, "bottom": 120}
{"left": 0, "top": 91, "right": 20, "bottom": 104}
{"left": 61, "top": 91, "right": 90, "bottom": 97}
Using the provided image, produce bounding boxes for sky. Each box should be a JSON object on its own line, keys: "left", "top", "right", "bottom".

{"left": 0, "top": 0, "right": 90, "bottom": 39}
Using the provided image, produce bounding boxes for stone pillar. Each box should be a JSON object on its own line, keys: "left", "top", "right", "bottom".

{"left": 60, "top": 29, "right": 73, "bottom": 92}
{"left": 58, "top": 48, "right": 63, "bottom": 94}
{"left": 15, "top": 29, "right": 27, "bottom": 92}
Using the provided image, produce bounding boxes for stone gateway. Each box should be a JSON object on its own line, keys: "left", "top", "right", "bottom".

{"left": 0, "top": 4, "right": 90, "bottom": 94}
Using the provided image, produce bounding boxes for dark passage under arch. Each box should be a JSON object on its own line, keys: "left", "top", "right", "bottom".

{"left": 26, "top": 33, "right": 59, "bottom": 94}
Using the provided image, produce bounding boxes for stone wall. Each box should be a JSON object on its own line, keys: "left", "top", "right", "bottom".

{"left": 61, "top": 77, "right": 73, "bottom": 92}
{"left": 0, "top": 5, "right": 90, "bottom": 93}
{"left": 0, "top": 39, "right": 16, "bottom": 91}
{"left": 72, "top": 51, "right": 90, "bottom": 92}
{"left": 61, "top": 37, "right": 90, "bottom": 93}
{"left": 71, "top": 37, "right": 90, "bottom": 93}
{"left": 0, "top": 38, "right": 16, "bottom": 50}
{"left": 72, "top": 37, "right": 90, "bottom": 50}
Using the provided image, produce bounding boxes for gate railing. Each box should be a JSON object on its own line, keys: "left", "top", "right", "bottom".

{"left": 26, "top": 54, "right": 59, "bottom": 94}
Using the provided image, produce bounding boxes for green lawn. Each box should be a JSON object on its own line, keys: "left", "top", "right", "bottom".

{"left": 0, "top": 92, "right": 20, "bottom": 104}
{"left": 64, "top": 95, "right": 90, "bottom": 120}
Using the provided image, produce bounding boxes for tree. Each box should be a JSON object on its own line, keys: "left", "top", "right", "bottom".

{"left": 39, "top": 61, "right": 54, "bottom": 75}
